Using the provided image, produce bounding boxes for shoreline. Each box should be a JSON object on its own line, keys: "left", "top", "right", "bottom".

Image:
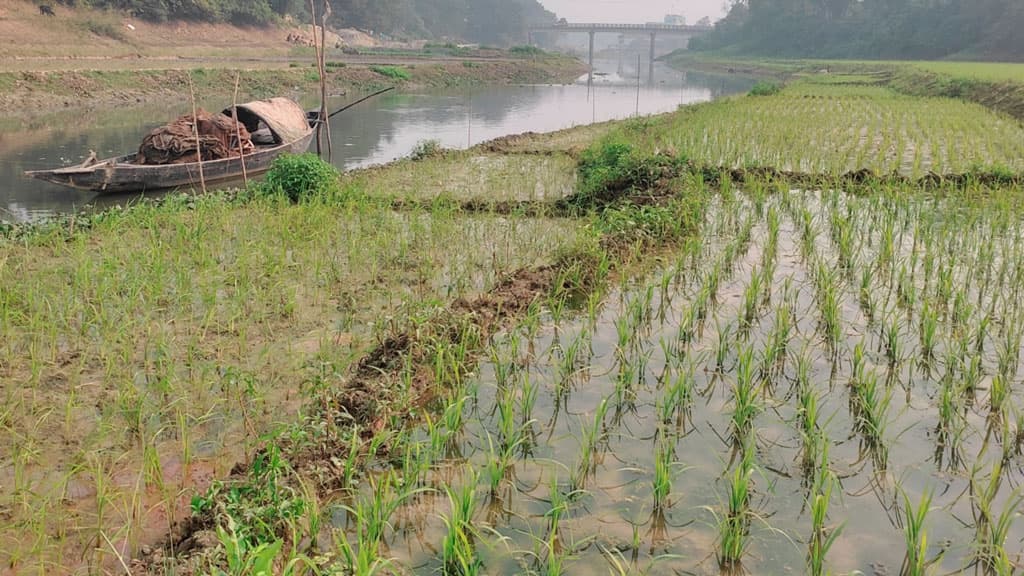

{"left": 0, "top": 55, "right": 587, "bottom": 117}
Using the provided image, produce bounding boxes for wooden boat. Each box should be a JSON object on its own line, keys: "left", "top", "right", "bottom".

{"left": 24, "top": 97, "right": 315, "bottom": 194}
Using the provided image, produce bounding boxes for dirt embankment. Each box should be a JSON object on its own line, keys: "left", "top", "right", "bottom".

{"left": 884, "top": 68, "right": 1024, "bottom": 124}
{"left": 0, "top": 56, "right": 585, "bottom": 115}
{"left": 0, "top": 0, "right": 585, "bottom": 115}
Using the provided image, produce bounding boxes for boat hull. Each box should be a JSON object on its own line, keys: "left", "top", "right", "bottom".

{"left": 25, "top": 131, "right": 315, "bottom": 194}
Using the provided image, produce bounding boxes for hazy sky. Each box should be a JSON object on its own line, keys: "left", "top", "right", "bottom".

{"left": 539, "top": 0, "right": 726, "bottom": 24}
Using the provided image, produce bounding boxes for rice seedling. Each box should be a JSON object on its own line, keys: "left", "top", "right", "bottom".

{"left": 797, "top": 384, "right": 823, "bottom": 472}
{"left": 444, "top": 395, "right": 469, "bottom": 442}
{"left": 951, "top": 289, "right": 972, "bottom": 330}
{"left": 969, "top": 461, "right": 1023, "bottom": 575}
{"left": 658, "top": 362, "right": 695, "bottom": 430}
{"left": 730, "top": 345, "right": 762, "bottom": 445}
{"left": 520, "top": 372, "right": 539, "bottom": 430}
{"left": 899, "top": 489, "right": 935, "bottom": 576}
{"left": 570, "top": 397, "right": 609, "bottom": 492}
{"left": 996, "top": 329, "right": 1021, "bottom": 381}
{"left": 651, "top": 440, "right": 678, "bottom": 512}
{"left": 935, "top": 383, "right": 966, "bottom": 471}
{"left": 883, "top": 312, "right": 904, "bottom": 367}
{"left": 919, "top": 302, "right": 938, "bottom": 362}
{"left": 807, "top": 456, "right": 842, "bottom": 576}
{"left": 740, "top": 268, "right": 764, "bottom": 332}
{"left": 989, "top": 374, "right": 1009, "bottom": 419}
{"left": 859, "top": 266, "right": 877, "bottom": 324}
{"left": 540, "top": 534, "right": 569, "bottom": 576}
{"left": 716, "top": 318, "right": 734, "bottom": 372}
{"left": 850, "top": 368, "right": 892, "bottom": 466}
{"left": 963, "top": 353, "right": 984, "bottom": 401}
{"left": 717, "top": 445, "right": 756, "bottom": 569}
{"left": 974, "top": 314, "right": 991, "bottom": 356}
{"left": 762, "top": 298, "right": 794, "bottom": 381}
{"left": 336, "top": 471, "right": 422, "bottom": 572}
{"left": 496, "top": 388, "right": 520, "bottom": 452}
{"left": 677, "top": 303, "right": 701, "bottom": 345}
{"left": 442, "top": 477, "right": 482, "bottom": 576}
{"left": 482, "top": 433, "right": 519, "bottom": 499}
{"left": 814, "top": 262, "right": 843, "bottom": 350}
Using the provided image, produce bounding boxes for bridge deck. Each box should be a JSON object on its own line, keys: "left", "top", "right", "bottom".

{"left": 532, "top": 23, "right": 711, "bottom": 34}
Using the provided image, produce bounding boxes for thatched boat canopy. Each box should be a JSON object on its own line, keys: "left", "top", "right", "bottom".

{"left": 225, "top": 97, "right": 311, "bottom": 145}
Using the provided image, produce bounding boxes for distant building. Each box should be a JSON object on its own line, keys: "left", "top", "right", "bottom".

{"left": 664, "top": 14, "right": 686, "bottom": 26}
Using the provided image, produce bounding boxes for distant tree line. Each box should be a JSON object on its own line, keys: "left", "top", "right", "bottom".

{"left": 74, "top": 0, "right": 555, "bottom": 44}
{"left": 693, "top": 0, "right": 1024, "bottom": 61}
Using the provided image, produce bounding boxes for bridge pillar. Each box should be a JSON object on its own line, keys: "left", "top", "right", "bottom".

{"left": 588, "top": 29, "right": 595, "bottom": 86}
{"left": 617, "top": 34, "right": 624, "bottom": 76}
{"left": 649, "top": 31, "right": 657, "bottom": 85}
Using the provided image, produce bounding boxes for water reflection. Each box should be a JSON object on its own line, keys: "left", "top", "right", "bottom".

{"left": 0, "top": 63, "right": 752, "bottom": 222}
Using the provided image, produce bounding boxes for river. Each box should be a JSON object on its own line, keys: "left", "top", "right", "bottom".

{"left": 0, "top": 62, "right": 753, "bottom": 222}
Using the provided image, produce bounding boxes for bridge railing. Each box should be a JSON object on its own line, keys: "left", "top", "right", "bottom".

{"left": 533, "top": 23, "right": 712, "bottom": 32}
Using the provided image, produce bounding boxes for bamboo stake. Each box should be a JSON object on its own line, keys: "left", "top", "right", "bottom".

{"left": 232, "top": 72, "right": 248, "bottom": 188}
{"left": 187, "top": 72, "right": 207, "bottom": 194}
{"left": 320, "top": 1, "right": 333, "bottom": 160}
{"left": 310, "top": 0, "right": 321, "bottom": 156}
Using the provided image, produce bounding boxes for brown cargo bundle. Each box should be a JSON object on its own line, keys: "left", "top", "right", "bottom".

{"left": 136, "top": 110, "right": 254, "bottom": 165}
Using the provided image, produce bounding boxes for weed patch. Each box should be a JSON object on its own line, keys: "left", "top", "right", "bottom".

{"left": 261, "top": 153, "right": 340, "bottom": 202}
{"left": 370, "top": 65, "right": 412, "bottom": 81}
{"left": 567, "top": 136, "right": 686, "bottom": 208}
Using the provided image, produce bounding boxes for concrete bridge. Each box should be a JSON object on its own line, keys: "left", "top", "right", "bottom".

{"left": 529, "top": 22, "right": 712, "bottom": 84}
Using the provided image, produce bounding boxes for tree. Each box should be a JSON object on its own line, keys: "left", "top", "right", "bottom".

{"left": 691, "top": 0, "right": 1024, "bottom": 61}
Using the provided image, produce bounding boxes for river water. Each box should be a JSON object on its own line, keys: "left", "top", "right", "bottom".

{"left": 0, "top": 63, "right": 752, "bottom": 222}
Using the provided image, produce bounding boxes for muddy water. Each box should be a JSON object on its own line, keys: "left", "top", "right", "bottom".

{"left": 336, "top": 191, "right": 1024, "bottom": 574}
{"left": 0, "top": 64, "right": 752, "bottom": 222}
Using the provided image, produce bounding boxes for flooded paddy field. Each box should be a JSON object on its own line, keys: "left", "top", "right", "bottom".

{"left": 325, "top": 185, "right": 1024, "bottom": 575}
{"left": 626, "top": 80, "right": 1024, "bottom": 178}
{"left": 3, "top": 68, "right": 1024, "bottom": 575}
{"left": 0, "top": 202, "right": 582, "bottom": 572}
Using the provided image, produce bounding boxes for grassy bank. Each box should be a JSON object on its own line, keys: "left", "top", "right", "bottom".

{"left": 666, "top": 53, "right": 1024, "bottom": 124}
{"left": 4, "top": 66, "right": 1024, "bottom": 574}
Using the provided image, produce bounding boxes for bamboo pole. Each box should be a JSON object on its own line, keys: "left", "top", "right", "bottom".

{"left": 187, "top": 72, "right": 206, "bottom": 194}
{"left": 310, "top": 0, "right": 321, "bottom": 156}
{"left": 232, "top": 72, "right": 248, "bottom": 188}
{"left": 320, "top": 1, "right": 333, "bottom": 160}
